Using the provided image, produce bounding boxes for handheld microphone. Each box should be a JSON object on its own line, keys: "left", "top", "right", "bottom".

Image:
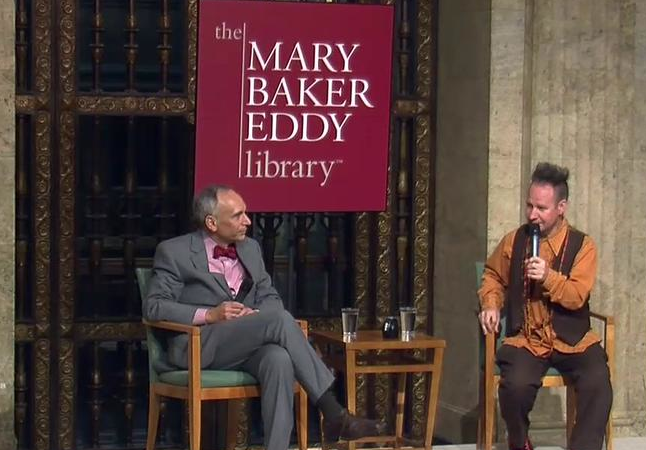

{"left": 529, "top": 223, "right": 540, "bottom": 258}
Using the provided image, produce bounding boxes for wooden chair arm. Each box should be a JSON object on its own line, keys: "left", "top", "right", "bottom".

{"left": 142, "top": 318, "right": 203, "bottom": 392}
{"left": 145, "top": 317, "right": 309, "bottom": 394}
{"left": 295, "top": 319, "right": 308, "bottom": 337}
{"left": 485, "top": 332, "right": 496, "bottom": 355}
{"left": 589, "top": 310, "right": 614, "bottom": 326}
{"left": 483, "top": 329, "right": 498, "bottom": 434}
{"left": 588, "top": 310, "right": 615, "bottom": 348}
{"left": 484, "top": 332, "right": 496, "bottom": 378}
{"left": 589, "top": 310, "right": 615, "bottom": 382}
{"left": 143, "top": 319, "right": 201, "bottom": 336}
{"left": 183, "top": 317, "right": 308, "bottom": 395}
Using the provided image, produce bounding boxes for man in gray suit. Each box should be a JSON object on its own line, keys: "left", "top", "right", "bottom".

{"left": 143, "top": 185, "right": 384, "bottom": 450}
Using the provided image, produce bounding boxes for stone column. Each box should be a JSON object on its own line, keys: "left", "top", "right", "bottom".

{"left": 487, "top": 0, "right": 534, "bottom": 246}
{"left": 433, "top": 0, "right": 492, "bottom": 442}
{"left": 0, "top": 0, "right": 15, "bottom": 447}
{"left": 525, "top": 0, "right": 646, "bottom": 438}
{"left": 487, "top": 0, "right": 646, "bottom": 442}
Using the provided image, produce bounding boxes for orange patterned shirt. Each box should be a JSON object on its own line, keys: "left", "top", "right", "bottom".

{"left": 478, "top": 219, "right": 600, "bottom": 357}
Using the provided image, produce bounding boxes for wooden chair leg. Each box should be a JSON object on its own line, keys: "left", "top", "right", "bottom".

{"left": 319, "top": 412, "right": 327, "bottom": 450}
{"left": 477, "top": 417, "right": 486, "bottom": 450}
{"left": 424, "top": 348, "right": 444, "bottom": 450}
{"left": 296, "top": 386, "right": 308, "bottom": 450}
{"left": 146, "top": 387, "right": 161, "bottom": 450}
{"left": 484, "top": 377, "right": 496, "bottom": 450}
{"left": 566, "top": 385, "right": 576, "bottom": 448}
{"left": 226, "top": 400, "right": 242, "bottom": 450}
{"left": 346, "top": 354, "right": 358, "bottom": 450}
{"left": 395, "top": 374, "right": 406, "bottom": 449}
{"left": 477, "top": 376, "right": 485, "bottom": 450}
{"left": 189, "top": 397, "right": 201, "bottom": 450}
{"left": 606, "top": 412, "right": 613, "bottom": 450}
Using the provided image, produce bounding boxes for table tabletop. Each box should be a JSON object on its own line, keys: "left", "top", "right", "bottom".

{"left": 311, "top": 329, "right": 446, "bottom": 351}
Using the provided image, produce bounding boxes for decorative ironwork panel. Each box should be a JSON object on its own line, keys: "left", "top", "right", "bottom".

{"left": 76, "top": 0, "right": 186, "bottom": 93}
{"left": 410, "top": 0, "right": 435, "bottom": 439}
{"left": 15, "top": 0, "right": 32, "bottom": 93}
{"left": 14, "top": 0, "right": 437, "bottom": 448}
{"left": 14, "top": 343, "right": 32, "bottom": 449}
{"left": 16, "top": 114, "right": 34, "bottom": 324}
{"left": 34, "top": 339, "right": 51, "bottom": 450}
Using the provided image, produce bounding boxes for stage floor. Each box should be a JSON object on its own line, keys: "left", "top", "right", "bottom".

{"left": 433, "top": 436, "right": 646, "bottom": 450}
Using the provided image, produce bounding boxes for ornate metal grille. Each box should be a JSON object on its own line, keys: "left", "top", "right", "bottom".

{"left": 14, "top": 0, "right": 436, "bottom": 449}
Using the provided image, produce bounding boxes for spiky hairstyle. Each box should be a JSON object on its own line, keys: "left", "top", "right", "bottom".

{"left": 531, "top": 162, "right": 569, "bottom": 201}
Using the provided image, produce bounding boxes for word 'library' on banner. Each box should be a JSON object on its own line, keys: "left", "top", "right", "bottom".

{"left": 195, "top": 0, "right": 394, "bottom": 212}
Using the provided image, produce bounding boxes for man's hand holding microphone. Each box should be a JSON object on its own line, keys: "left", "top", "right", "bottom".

{"left": 479, "top": 224, "right": 547, "bottom": 336}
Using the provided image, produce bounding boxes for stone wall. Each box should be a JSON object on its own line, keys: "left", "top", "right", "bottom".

{"left": 433, "top": 0, "right": 491, "bottom": 442}
{"left": 0, "top": 0, "right": 15, "bottom": 447}
{"left": 435, "top": 0, "right": 646, "bottom": 444}
{"left": 487, "top": 0, "right": 646, "bottom": 442}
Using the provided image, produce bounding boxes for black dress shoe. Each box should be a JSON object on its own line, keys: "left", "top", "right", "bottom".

{"left": 323, "top": 409, "right": 386, "bottom": 441}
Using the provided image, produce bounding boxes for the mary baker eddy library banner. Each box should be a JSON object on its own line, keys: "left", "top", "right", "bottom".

{"left": 195, "top": 0, "right": 394, "bottom": 212}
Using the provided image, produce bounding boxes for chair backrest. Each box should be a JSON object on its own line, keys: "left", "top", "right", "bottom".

{"left": 136, "top": 267, "right": 163, "bottom": 382}
{"left": 476, "top": 261, "right": 485, "bottom": 289}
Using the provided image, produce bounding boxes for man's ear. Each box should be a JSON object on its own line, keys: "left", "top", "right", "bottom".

{"left": 557, "top": 199, "right": 568, "bottom": 216}
{"left": 205, "top": 215, "right": 218, "bottom": 233}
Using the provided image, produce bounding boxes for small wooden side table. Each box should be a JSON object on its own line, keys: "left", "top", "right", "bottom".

{"left": 311, "top": 330, "right": 446, "bottom": 450}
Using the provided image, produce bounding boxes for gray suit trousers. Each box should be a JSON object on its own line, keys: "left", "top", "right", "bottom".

{"left": 197, "top": 308, "right": 335, "bottom": 450}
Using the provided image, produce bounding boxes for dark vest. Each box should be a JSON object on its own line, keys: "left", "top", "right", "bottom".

{"left": 506, "top": 224, "right": 590, "bottom": 346}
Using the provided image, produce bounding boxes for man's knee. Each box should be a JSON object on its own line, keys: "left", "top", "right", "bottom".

{"left": 279, "top": 309, "right": 297, "bottom": 324}
{"left": 498, "top": 365, "right": 542, "bottom": 408}
{"left": 263, "top": 309, "right": 303, "bottom": 339}
{"left": 263, "top": 309, "right": 296, "bottom": 326}
{"left": 499, "top": 375, "right": 539, "bottom": 399}
{"left": 576, "top": 364, "right": 612, "bottom": 395}
{"left": 257, "top": 346, "right": 295, "bottom": 380}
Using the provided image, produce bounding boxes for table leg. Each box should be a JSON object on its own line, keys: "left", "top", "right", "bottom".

{"left": 424, "top": 347, "right": 444, "bottom": 450}
{"left": 395, "top": 373, "right": 406, "bottom": 448}
{"left": 345, "top": 349, "right": 357, "bottom": 450}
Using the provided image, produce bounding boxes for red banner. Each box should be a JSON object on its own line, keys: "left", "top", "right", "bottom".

{"left": 195, "top": 0, "right": 394, "bottom": 212}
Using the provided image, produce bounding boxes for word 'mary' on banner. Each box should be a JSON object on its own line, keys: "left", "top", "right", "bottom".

{"left": 195, "top": 0, "right": 394, "bottom": 212}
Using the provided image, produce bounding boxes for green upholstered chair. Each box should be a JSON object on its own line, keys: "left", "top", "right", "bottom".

{"left": 136, "top": 268, "right": 308, "bottom": 450}
{"left": 476, "top": 262, "right": 614, "bottom": 450}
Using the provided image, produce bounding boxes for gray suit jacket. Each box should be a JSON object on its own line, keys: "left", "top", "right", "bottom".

{"left": 143, "top": 231, "right": 284, "bottom": 366}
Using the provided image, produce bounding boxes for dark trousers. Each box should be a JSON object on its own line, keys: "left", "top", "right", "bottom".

{"left": 496, "top": 343, "right": 612, "bottom": 450}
